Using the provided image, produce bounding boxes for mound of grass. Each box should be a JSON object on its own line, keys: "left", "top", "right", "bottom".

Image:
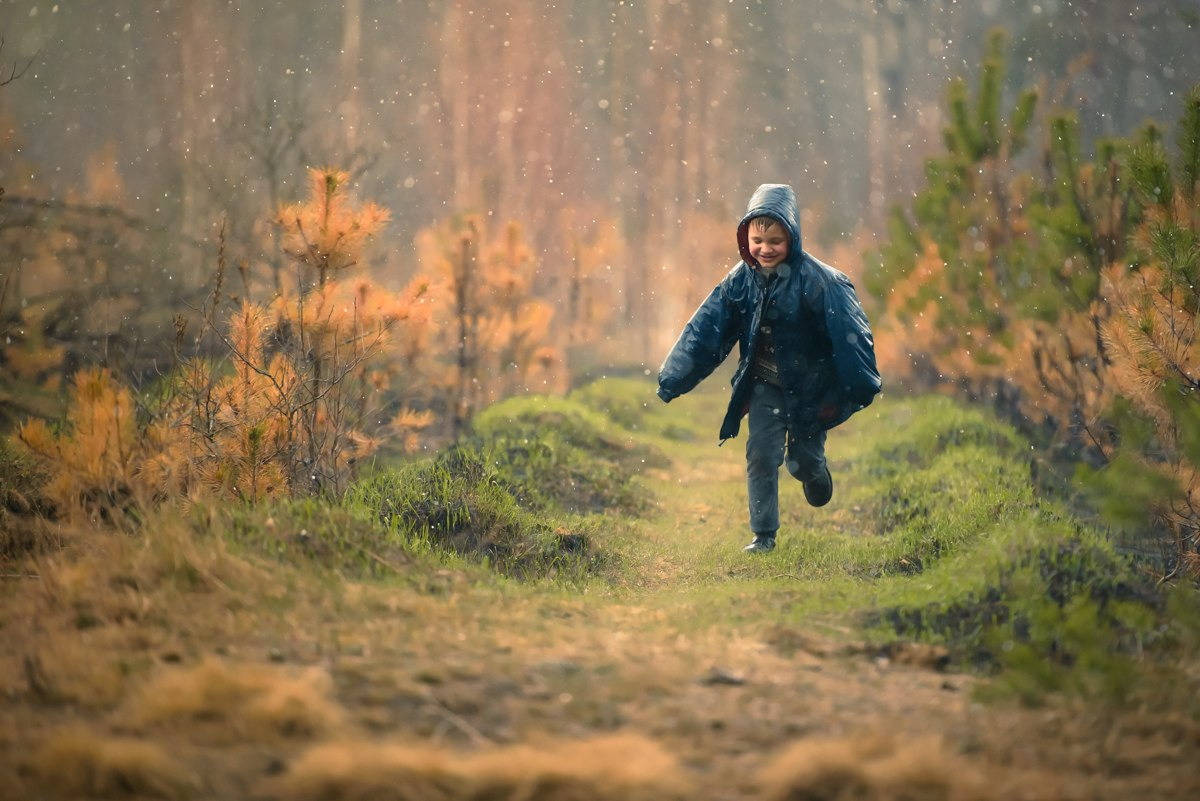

{"left": 571, "top": 375, "right": 706, "bottom": 442}
{"left": 843, "top": 397, "right": 1176, "bottom": 702}
{"left": 345, "top": 446, "right": 606, "bottom": 580}
{"left": 220, "top": 498, "right": 414, "bottom": 578}
{"left": 467, "top": 393, "right": 668, "bottom": 515}
{"left": 343, "top": 389, "right": 675, "bottom": 579}
{"left": 863, "top": 395, "right": 1027, "bottom": 470}
{"left": 213, "top": 391, "right": 664, "bottom": 582}
{"left": 851, "top": 439, "right": 1035, "bottom": 576}
{"left": 872, "top": 529, "right": 1162, "bottom": 672}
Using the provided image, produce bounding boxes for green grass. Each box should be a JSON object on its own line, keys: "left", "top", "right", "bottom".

{"left": 341, "top": 393, "right": 667, "bottom": 582}
{"left": 209, "top": 374, "right": 1191, "bottom": 706}
{"left": 560, "top": 379, "right": 1183, "bottom": 701}
{"left": 217, "top": 497, "right": 415, "bottom": 578}
{"left": 467, "top": 393, "right": 669, "bottom": 515}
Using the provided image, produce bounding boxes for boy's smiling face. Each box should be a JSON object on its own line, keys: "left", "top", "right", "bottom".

{"left": 746, "top": 218, "right": 789, "bottom": 269}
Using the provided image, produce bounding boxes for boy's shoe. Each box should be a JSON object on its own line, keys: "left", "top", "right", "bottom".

{"left": 803, "top": 466, "right": 833, "bottom": 507}
{"left": 743, "top": 533, "right": 776, "bottom": 553}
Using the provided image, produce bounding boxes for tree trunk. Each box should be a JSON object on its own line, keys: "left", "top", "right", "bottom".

{"left": 340, "top": 0, "right": 363, "bottom": 153}
{"left": 442, "top": 3, "right": 472, "bottom": 210}
{"left": 859, "top": 0, "right": 889, "bottom": 229}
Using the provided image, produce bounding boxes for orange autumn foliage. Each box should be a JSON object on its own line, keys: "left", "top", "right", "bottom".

{"left": 154, "top": 169, "right": 434, "bottom": 499}
{"left": 18, "top": 368, "right": 151, "bottom": 520}
{"left": 416, "top": 216, "right": 565, "bottom": 434}
{"left": 18, "top": 167, "right": 434, "bottom": 510}
{"left": 275, "top": 167, "right": 390, "bottom": 288}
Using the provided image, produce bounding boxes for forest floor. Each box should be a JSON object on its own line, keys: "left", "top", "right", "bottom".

{"left": 1, "top": 381, "right": 1198, "bottom": 801}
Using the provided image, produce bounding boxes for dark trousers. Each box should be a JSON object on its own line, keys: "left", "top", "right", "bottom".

{"left": 745, "top": 380, "right": 827, "bottom": 535}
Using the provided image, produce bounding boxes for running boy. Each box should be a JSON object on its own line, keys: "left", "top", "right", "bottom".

{"left": 656, "top": 183, "right": 881, "bottom": 553}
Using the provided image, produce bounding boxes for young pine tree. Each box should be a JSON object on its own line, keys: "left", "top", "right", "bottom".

{"left": 18, "top": 368, "right": 152, "bottom": 521}
{"left": 153, "top": 170, "right": 431, "bottom": 503}
{"left": 1093, "top": 87, "right": 1200, "bottom": 577}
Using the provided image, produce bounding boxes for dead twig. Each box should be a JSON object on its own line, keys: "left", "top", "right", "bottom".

{"left": 0, "top": 37, "right": 37, "bottom": 88}
{"left": 363, "top": 548, "right": 405, "bottom": 574}
{"left": 420, "top": 686, "right": 492, "bottom": 747}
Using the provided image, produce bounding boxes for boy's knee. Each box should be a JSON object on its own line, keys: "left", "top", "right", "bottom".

{"left": 785, "top": 455, "right": 825, "bottom": 482}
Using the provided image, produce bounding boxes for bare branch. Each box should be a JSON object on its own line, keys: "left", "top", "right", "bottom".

{"left": 0, "top": 37, "right": 37, "bottom": 88}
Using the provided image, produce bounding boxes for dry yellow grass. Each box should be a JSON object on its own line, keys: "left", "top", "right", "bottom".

{"left": 754, "top": 733, "right": 1081, "bottom": 801}
{"left": 259, "top": 740, "right": 462, "bottom": 801}
{"left": 258, "top": 733, "right": 691, "bottom": 801}
{"left": 125, "top": 657, "right": 344, "bottom": 742}
{"left": 757, "top": 734, "right": 985, "bottom": 801}
{"left": 25, "top": 726, "right": 200, "bottom": 799}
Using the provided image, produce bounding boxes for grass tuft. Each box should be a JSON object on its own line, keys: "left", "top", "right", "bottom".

{"left": 757, "top": 734, "right": 989, "bottom": 801}
{"left": 26, "top": 727, "right": 200, "bottom": 799}
{"left": 259, "top": 733, "right": 691, "bottom": 801}
{"left": 126, "top": 657, "right": 343, "bottom": 742}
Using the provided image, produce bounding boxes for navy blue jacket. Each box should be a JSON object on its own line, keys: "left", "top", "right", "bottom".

{"left": 657, "top": 183, "right": 881, "bottom": 441}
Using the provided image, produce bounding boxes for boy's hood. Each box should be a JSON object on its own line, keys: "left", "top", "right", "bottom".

{"left": 736, "top": 183, "right": 803, "bottom": 269}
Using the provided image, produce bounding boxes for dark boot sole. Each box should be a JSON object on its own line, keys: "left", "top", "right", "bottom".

{"left": 804, "top": 466, "right": 833, "bottom": 507}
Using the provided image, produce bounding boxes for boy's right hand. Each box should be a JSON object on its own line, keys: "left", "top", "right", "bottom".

{"left": 656, "top": 386, "right": 673, "bottom": 403}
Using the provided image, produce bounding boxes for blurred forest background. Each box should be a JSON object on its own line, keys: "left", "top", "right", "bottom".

{"left": 2, "top": 1, "right": 1200, "bottom": 572}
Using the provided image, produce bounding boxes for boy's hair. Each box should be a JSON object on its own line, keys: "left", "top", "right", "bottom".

{"left": 749, "top": 216, "right": 784, "bottom": 233}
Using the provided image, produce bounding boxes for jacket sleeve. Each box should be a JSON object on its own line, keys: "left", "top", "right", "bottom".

{"left": 657, "top": 279, "right": 740, "bottom": 402}
{"left": 824, "top": 275, "right": 882, "bottom": 407}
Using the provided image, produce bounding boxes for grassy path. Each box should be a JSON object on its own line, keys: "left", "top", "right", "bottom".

{"left": 305, "top": 386, "right": 999, "bottom": 799}
{"left": 3, "top": 380, "right": 1198, "bottom": 799}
